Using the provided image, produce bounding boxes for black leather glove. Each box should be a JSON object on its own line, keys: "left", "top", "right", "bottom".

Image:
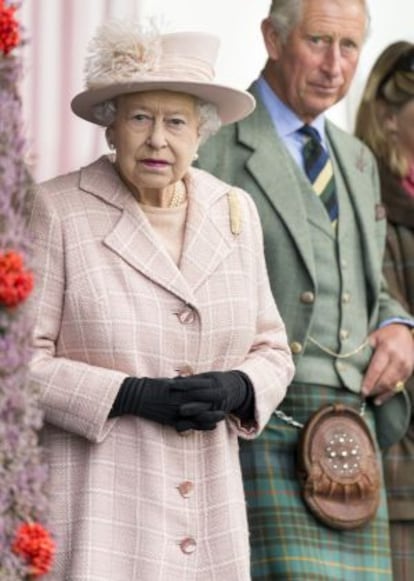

{"left": 109, "top": 376, "right": 225, "bottom": 431}
{"left": 176, "top": 371, "right": 255, "bottom": 422}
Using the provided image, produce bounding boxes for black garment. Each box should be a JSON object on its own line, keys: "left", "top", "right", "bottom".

{"left": 109, "top": 371, "right": 254, "bottom": 431}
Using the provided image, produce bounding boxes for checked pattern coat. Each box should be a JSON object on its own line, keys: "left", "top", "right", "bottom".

{"left": 27, "top": 156, "right": 294, "bottom": 581}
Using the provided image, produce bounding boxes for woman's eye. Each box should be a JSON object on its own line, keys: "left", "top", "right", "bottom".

{"left": 168, "top": 117, "right": 186, "bottom": 127}
{"left": 133, "top": 114, "right": 150, "bottom": 122}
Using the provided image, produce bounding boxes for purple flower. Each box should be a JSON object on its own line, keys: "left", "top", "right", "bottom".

{"left": 0, "top": 4, "right": 52, "bottom": 577}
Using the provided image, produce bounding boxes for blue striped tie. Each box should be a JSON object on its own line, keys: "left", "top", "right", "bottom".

{"left": 299, "top": 125, "right": 338, "bottom": 226}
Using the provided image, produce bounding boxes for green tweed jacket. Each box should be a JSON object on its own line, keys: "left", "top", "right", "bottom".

{"left": 198, "top": 84, "right": 412, "bottom": 447}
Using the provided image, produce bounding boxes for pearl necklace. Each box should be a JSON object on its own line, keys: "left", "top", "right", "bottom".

{"left": 169, "top": 180, "right": 187, "bottom": 207}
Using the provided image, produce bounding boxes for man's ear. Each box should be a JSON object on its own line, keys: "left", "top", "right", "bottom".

{"left": 261, "top": 17, "right": 282, "bottom": 61}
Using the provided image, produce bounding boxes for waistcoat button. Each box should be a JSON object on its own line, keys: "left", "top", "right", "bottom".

{"left": 339, "top": 329, "right": 349, "bottom": 341}
{"left": 300, "top": 291, "right": 315, "bottom": 304}
{"left": 290, "top": 341, "right": 303, "bottom": 354}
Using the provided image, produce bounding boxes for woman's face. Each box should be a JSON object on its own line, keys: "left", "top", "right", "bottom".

{"left": 108, "top": 90, "right": 201, "bottom": 197}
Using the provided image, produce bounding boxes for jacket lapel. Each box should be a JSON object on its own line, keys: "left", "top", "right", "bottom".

{"left": 327, "top": 123, "right": 380, "bottom": 299}
{"left": 238, "top": 87, "right": 316, "bottom": 282}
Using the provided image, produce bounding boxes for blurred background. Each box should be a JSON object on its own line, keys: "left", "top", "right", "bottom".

{"left": 19, "top": 0, "right": 414, "bottom": 182}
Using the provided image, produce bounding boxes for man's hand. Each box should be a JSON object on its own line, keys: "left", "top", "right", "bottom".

{"left": 362, "top": 324, "right": 414, "bottom": 405}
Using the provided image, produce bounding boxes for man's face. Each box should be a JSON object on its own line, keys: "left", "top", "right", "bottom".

{"left": 263, "top": 0, "right": 367, "bottom": 123}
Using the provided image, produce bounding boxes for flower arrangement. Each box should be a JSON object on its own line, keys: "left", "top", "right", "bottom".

{"left": 0, "top": 251, "right": 34, "bottom": 308}
{"left": 0, "top": 0, "right": 20, "bottom": 54}
{"left": 12, "top": 524, "right": 55, "bottom": 577}
{"left": 0, "top": 1, "right": 55, "bottom": 578}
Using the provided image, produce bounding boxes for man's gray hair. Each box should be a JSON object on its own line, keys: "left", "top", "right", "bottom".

{"left": 93, "top": 98, "right": 221, "bottom": 145}
{"left": 268, "top": 0, "right": 371, "bottom": 44}
{"left": 268, "top": 0, "right": 302, "bottom": 44}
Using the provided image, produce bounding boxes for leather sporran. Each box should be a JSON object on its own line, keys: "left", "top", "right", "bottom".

{"left": 296, "top": 403, "right": 381, "bottom": 530}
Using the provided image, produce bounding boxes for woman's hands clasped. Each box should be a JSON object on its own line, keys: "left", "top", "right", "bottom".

{"left": 109, "top": 371, "right": 253, "bottom": 431}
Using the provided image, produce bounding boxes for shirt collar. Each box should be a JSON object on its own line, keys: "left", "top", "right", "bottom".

{"left": 255, "top": 75, "right": 327, "bottom": 144}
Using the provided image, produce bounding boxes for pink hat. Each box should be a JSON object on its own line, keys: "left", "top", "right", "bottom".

{"left": 71, "top": 20, "right": 255, "bottom": 126}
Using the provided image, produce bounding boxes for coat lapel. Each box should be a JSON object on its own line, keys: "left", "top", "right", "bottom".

{"left": 238, "top": 87, "right": 316, "bottom": 282}
{"left": 79, "top": 157, "right": 235, "bottom": 304}
{"left": 178, "top": 169, "right": 237, "bottom": 291}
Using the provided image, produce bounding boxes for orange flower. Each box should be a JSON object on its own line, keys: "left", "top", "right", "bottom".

{"left": 0, "top": 251, "right": 34, "bottom": 308}
{"left": 12, "top": 522, "right": 55, "bottom": 577}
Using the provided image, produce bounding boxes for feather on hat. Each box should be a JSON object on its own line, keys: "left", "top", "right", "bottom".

{"left": 71, "top": 20, "right": 255, "bottom": 126}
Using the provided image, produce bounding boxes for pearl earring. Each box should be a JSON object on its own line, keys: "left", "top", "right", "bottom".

{"left": 193, "top": 152, "right": 199, "bottom": 161}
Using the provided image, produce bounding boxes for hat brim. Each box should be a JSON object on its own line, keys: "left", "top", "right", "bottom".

{"left": 71, "top": 80, "right": 255, "bottom": 126}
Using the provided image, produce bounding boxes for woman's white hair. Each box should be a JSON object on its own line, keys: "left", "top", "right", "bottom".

{"left": 93, "top": 97, "right": 221, "bottom": 145}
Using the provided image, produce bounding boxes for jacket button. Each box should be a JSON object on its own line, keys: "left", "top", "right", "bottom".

{"left": 178, "top": 481, "right": 194, "bottom": 498}
{"left": 342, "top": 292, "right": 351, "bottom": 304}
{"left": 290, "top": 341, "right": 303, "bottom": 354}
{"left": 176, "top": 306, "right": 196, "bottom": 324}
{"left": 300, "top": 291, "right": 315, "bottom": 304}
{"left": 180, "top": 537, "right": 197, "bottom": 554}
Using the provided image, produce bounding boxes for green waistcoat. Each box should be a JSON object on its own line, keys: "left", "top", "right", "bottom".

{"left": 293, "top": 152, "right": 372, "bottom": 392}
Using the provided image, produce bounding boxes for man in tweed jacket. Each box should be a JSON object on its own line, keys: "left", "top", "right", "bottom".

{"left": 198, "top": 0, "right": 414, "bottom": 578}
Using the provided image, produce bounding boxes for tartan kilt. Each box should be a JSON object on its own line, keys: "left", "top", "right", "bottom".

{"left": 240, "top": 384, "right": 392, "bottom": 580}
{"left": 389, "top": 521, "right": 414, "bottom": 581}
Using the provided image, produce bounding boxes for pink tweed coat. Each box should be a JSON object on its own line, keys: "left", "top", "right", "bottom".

{"left": 27, "top": 156, "right": 294, "bottom": 581}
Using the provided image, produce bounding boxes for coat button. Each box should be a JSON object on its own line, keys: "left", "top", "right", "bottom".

{"left": 176, "top": 306, "right": 196, "bottom": 324}
{"left": 178, "top": 429, "right": 193, "bottom": 438}
{"left": 180, "top": 537, "right": 197, "bottom": 554}
{"left": 290, "top": 341, "right": 303, "bottom": 354}
{"left": 300, "top": 291, "right": 315, "bottom": 304}
{"left": 177, "top": 481, "right": 194, "bottom": 498}
{"left": 176, "top": 365, "right": 194, "bottom": 377}
{"left": 342, "top": 292, "right": 351, "bottom": 304}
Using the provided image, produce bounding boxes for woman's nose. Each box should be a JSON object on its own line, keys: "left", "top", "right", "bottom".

{"left": 146, "top": 121, "right": 167, "bottom": 149}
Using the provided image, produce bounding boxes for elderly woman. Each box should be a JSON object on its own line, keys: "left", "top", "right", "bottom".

{"left": 27, "top": 20, "right": 294, "bottom": 581}
{"left": 355, "top": 42, "right": 414, "bottom": 581}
